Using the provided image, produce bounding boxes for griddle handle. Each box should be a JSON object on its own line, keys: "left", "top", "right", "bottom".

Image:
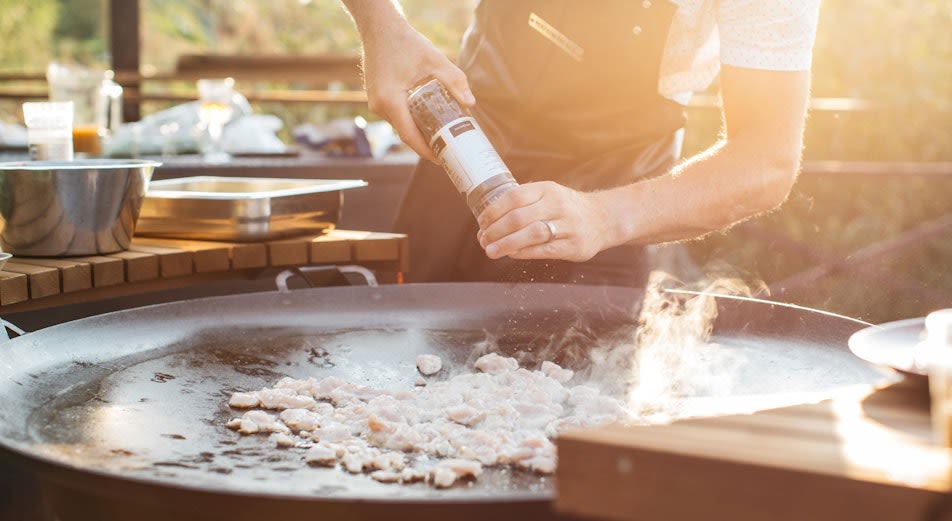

{"left": 275, "top": 265, "right": 378, "bottom": 293}
{"left": 0, "top": 318, "right": 26, "bottom": 341}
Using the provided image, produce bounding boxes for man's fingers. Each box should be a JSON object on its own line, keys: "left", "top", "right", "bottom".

{"left": 483, "top": 220, "right": 554, "bottom": 259}
{"left": 435, "top": 67, "right": 475, "bottom": 107}
{"left": 476, "top": 183, "right": 546, "bottom": 230}
{"left": 386, "top": 98, "right": 437, "bottom": 163}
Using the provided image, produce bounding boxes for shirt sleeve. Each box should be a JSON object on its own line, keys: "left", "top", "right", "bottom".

{"left": 716, "top": 0, "right": 821, "bottom": 71}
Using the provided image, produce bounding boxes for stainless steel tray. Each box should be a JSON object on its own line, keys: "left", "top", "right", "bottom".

{"left": 136, "top": 176, "right": 367, "bottom": 241}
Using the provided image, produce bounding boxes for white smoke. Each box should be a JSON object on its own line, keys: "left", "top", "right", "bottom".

{"left": 621, "top": 269, "right": 764, "bottom": 422}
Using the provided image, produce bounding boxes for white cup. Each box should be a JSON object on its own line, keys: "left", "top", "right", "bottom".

{"left": 22, "top": 101, "right": 74, "bottom": 161}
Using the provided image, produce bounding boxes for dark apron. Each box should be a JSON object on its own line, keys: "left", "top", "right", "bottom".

{"left": 395, "top": 0, "right": 686, "bottom": 286}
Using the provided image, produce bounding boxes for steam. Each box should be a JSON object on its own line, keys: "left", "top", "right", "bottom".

{"left": 623, "top": 269, "right": 764, "bottom": 422}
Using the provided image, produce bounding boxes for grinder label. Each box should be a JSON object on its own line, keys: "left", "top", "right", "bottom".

{"left": 430, "top": 117, "right": 509, "bottom": 195}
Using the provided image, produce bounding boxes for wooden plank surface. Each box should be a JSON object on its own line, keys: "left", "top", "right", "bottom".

{"left": 110, "top": 251, "right": 160, "bottom": 283}
{"left": 3, "top": 262, "right": 60, "bottom": 299}
{"left": 0, "top": 271, "right": 28, "bottom": 305}
{"left": 11, "top": 258, "right": 92, "bottom": 293}
{"left": 131, "top": 237, "right": 231, "bottom": 273}
{"left": 311, "top": 230, "right": 408, "bottom": 272}
{"left": 70, "top": 256, "right": 125, "bottom": 287}
{"left": 0, "top": 230, "right": 408, "bottom": 311}
{"left": 309, "top": 233, "right": 354, "bottom": 265}
{"left": 128, "top": 243, "right": 193, "bottom": 278}
{"left": 230, "top": 243, "right": 268, "bottom": 270}
{"left": 267, "top": 238, "right": 310, "bottom": 267}
{"left": 555, "top": 380, "right": 952, "bottom": 521}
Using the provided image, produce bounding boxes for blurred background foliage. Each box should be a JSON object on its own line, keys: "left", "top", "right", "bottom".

{"left": 0, "top": 0, "right": 949, "bottom": 321}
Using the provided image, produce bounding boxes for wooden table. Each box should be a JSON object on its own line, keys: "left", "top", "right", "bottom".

{"left": 0, "top": 229, "right": 408, "bottom": 314}
{"left": 556, "top": 376, "right": 952, "bottom": 521}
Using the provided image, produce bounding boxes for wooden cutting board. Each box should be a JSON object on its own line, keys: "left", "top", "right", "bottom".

{"left": 555, "top": 378, "right": 952, "bottom": 521}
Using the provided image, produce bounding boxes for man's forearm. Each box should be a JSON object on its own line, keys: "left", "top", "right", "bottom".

{"left": 601, "top": 66, "right": 809, "bottom": 248}
{"left": 599, "top": 136, "right": 798, "bottom": 247}
{"left": 340, "top": 0, "right": 409, "bottom": 41}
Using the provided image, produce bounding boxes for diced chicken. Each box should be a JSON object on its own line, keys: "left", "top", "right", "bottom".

{"left": 341, "top": 447, "right": 379, "bottom": 474}
{"left": 304, "top": 444, "right": 338, "bottom": 467}
{"left": 257, "top": 388, "right": 317, "bottom": 410}
{"left": 367, "top": 414, "right": 397, "bottom": 434}
{"left": 311, "top": 376, "right": 350, "bottom": 400}
{"left": 430, "top": 466, "right": 457, "bottom": 488}
{"left": 228, "top": 391, "right": 260, "bottom": 409}
{"left": 400, "top": 468, "right": 428, "bottom": 483}
{"left": 271, "top": 432, "right": 296, "bottom": 448}
{"left": 430, "top": 458, "right": 483, "bottom": 488}
{"left": 370, "top": 470, "right": 402, "bottom": 483}
{"left": 226, "top": 350, "right": 632, "bottom": 490}
{"left": 474, "top": 353, "right": 519, "bottom": 374}
{"left": 280, "top": 408, "right": 322, "bottom": 432}
{"left": 274, "top": 376, "right": 317, "bottom": 394}
{"left": 237, "top": 410, "right": 289, "bottom": 434}
{"left": 528, "top": 455, "right": 556, "bottom": 474}
{"left": 370, "top": 452, "right": 406, "bottom": 472}
{"left": 519, "top": 435, "right": 555, "bottom": 452}
{"left": 540, "top": 361, "right": 574, "bottom": 384}
{"left": 311, "top": 423, "right": 352, "bottom": 443}
{"left": 416, "top": 354, "right": 443, "bottom": 375}
{"left": 444, "top": 404, "right": 486, "bottom": 426}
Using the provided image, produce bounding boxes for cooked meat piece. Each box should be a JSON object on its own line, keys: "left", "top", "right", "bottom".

{"left": 430, "top": 458, "right": 483, "bottom": 488}
{"left": 226, "top": 350, "right": 629, "bottom": 488}
{"left": 416, "top": 354, "right": 443, "bottom": 375}
{"left": 474, "top": 353, "right": 519, "bottom": 374}
{"left": 280, "top": 408, "right": 322, "bottom": 432}
{"left": 271, "top": 432, "right": 296, "bottom": 448}
{"left": 540, "top": 361, "right": 574, "bottom": 383}
{"left": 304, "top": 444, "right": 338, "bottom": 467}
{"left": 228, "top": 392, "right": 260, "bottom": 408}
{"left": 236, "top": 410, "right": 288, "bottom": 435}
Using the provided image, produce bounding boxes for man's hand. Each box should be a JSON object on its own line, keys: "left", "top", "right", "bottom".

{"left": 476, "top": 182, "right": 615, "bottom": 262}
{"left": 341, "top": 0, "right": 474, "bottom": 162}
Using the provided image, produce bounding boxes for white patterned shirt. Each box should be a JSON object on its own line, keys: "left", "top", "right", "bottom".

{"left": 659, "top": 0, "right": 821, "bottom": 103}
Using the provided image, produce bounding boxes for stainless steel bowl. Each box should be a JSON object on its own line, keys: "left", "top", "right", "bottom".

{"left": 0, "top": 159, "right": 160, "bottom": 256}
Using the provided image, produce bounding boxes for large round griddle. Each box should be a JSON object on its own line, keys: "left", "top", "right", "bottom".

{"left": 0, "top": 283, "right": 889, "bottom": 521}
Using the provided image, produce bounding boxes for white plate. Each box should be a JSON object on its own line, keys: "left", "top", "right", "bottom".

{"left": 848, "top": 318, "right": 927, "bottom": 377}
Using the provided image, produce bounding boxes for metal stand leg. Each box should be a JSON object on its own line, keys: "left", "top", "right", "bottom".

{"left": 0, "top": 318, "right": 26, "bottom": 341}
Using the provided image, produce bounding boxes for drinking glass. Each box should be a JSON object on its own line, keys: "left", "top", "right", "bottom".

{"left": 22, "top": 101, "right": 74, "bottom": 161}
{"left": 197, "top": 78, "right": 235, "bottom": 163}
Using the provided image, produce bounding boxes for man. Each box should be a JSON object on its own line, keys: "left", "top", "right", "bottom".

{"left": 342, "top": 0, "right": 818, "bottom": 287}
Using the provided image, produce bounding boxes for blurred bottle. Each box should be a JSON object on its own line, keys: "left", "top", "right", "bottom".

{"left": 47, "top": 62, "right": 123, "bottom": 157}
{"left": 408, "top": 78, "right": 517, "bottom": 218}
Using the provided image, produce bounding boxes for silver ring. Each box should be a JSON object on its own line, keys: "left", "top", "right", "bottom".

{"left": 543, "top": 220, "right": 558, "bottom": 242}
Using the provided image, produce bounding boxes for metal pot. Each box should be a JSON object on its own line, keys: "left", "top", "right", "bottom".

{"left": 0, "top": 159, "right": 160, "bottom": 256}
{"left": 0, "top": 283, "right": 889, "bottom": 521}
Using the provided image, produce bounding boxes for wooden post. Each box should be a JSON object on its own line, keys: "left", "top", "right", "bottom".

{"left": 109, "top": 0, "right": 141, "bottom": 121}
